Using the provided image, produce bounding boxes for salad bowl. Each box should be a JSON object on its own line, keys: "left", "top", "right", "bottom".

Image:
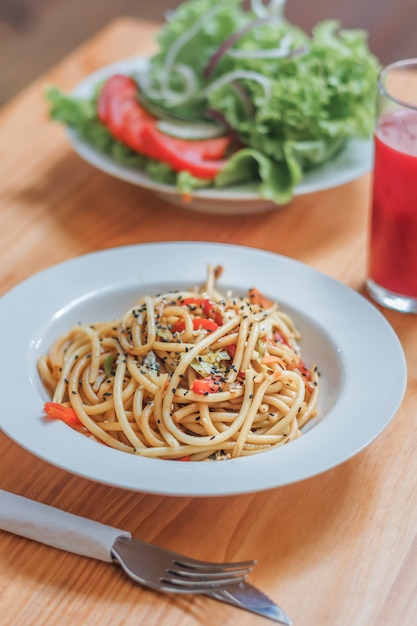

{"left": 47, "top": 0, "right": 379, "bottom": 215}
{"left": 66, "top": 56, "right": 373, "bottom": 215}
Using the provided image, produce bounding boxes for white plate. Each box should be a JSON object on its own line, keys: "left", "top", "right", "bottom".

{"left": 66, "top": 56, "right": 374, "bottom": 215}
{"left": 0, "top": 243, "right": 407, "bottom": 496}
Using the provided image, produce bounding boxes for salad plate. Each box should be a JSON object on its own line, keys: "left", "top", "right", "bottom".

{"left": 0, "top": 242, "right": 406, "bottom": 496}
{"left": 65, "top": 56, "right": 373, "bottom": 215}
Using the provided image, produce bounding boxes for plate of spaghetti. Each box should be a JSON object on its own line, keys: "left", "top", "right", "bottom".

{"left": 0, "top": 242, "right": 406, "bottom": 496}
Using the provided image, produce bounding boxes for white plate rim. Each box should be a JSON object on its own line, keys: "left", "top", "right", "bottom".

{"left": 0, "top": 242, "right": 407, "bottom": 496}
{"left": 65, "top": 56, "right": 373, "bottom": 207}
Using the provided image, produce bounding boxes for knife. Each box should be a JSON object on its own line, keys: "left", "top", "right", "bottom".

{"left": 207, "top": 582, "right": 292, "bottom": 623}
{"left": 0, "top": 490, "right": 291, "bottom": 624}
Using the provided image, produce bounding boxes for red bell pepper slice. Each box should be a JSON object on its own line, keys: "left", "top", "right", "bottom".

{"left": 181, "top": 297, "right": 206, "bottom": 306}
{"left": 43, "top": 402, "right": 82, "bottom": 426}
{"left": 248, "top": 287, "right": 274, "bottom": 309}
{"left": 172, "top": 318, "right": 218, "bottom": 333}
{"left": 180, "top": 298, "right": 223, "bottom": 325}
{"left": 226, "top": 344, "right": 236, "bottom": 359}
{"left": 272, "top": 330, "right": 292, "bottom": 348}
{"left": 297, "top": 359, "right": 312, "bottom": 381}
{"left": 192, "top": 376, "right": 222, "bottom": 394}
{"left": 201, "top": 300, "right": 223, "bottom": 326}
{"left": 193, "top": 318, "right": 218, "bottom": 332}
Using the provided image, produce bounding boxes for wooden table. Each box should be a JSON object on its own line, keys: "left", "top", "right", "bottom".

{"left": 1, "top": 18, "right": 416, "bottom": 626}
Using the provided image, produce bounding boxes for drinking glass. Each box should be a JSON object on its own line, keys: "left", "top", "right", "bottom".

{"left": 366, "top": 58, "right": 417, "bottom": 313}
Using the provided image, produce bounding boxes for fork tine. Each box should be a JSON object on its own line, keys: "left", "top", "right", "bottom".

{"left": 160, "top": 573, "right": 247, "bottom": 591}
{"left": 167, "top": 565, "right": 253, "bottom": 580}
{"left": 173, "top": 557, "right": 257, "bottom": 572}
{"left": 162, "top": 559, "right": 253, "bottom": 591}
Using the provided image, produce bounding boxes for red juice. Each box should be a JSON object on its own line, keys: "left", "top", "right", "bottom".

{"left": 369, "top": 108, "right": 417, "bottom": 297}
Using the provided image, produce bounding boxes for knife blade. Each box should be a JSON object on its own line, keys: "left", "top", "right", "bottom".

{"left": 0, "top": 489, "right": 292, "bottom": 623}
{"left": 207, "top": 581, "right": 292, "bottom": 624}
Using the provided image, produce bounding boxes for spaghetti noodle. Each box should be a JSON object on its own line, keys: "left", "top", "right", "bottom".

{"left": 38, "top": 265, "right": 320, "bottom": 461}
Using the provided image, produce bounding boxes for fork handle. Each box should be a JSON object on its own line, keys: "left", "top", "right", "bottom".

{"left": 0, "top": 489, "right": 131, "bottom": 562}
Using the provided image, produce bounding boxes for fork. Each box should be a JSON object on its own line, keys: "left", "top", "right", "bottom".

{"left": 0, "top": 489, "right": 254, "bottom": 594}
{"left": 112, "top": 535, "right": 255, "bottom": 593}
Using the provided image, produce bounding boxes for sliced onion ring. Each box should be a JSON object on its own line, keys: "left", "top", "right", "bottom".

{"left": 227, "top": 34, "right": 293, "bottom": 59}
{"left": 203, "top": 70, "right": 272, "bottom": 100}
{"left": 156, "top": 119, "right": 226, "bottom": 140}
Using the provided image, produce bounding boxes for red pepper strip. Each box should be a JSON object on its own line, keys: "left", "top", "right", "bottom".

{"left": 286, "top": 359, "right": 312, "bottom": 382}
{"left": 172, "top": 318, "right": 219, "bottom": 333}
{"left": 192, "top": 377, "right": 222, "bottom": 394}
{"left": 248, "top": 287, "right": 274, "bottom": 309}
{"left": 272, "top": 330, "right": 292, "bottom": 348}
{"left": 171, "top": 320, "right": 185, "bottom": 333}
{"left": 201, "top": 299, "right": 223, "bottom": 326}
{"left": 177, "top": 455, "right": 191, "bottom": 461}
{"left": 181, "top": 297, "right": 206, "bottom": 305}
{"left": 98, "top": 75, "right": 232, "bottom": 180}
{"left": 226, "top": 343, "right": 236, "bottom": 359}
{"left": 180, "top": 298, "right": 223, "bottom": 325}
{"left": 297, "top": 359, "right": 312, "bottom": 381}
{"left": 193, "top": 318, "right": 218, "bottom": 331}
{"left": 43, "top": 402, "right": 82, "bottom": 426}
{"left": 261, "top": 354, "right": 283, "bottom": 364}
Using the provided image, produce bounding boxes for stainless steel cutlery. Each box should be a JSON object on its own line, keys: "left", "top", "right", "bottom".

{"left": 0, "top": 489, "right": 291, "bottom": 624}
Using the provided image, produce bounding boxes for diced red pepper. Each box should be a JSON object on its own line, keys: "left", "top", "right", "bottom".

{"left": 192, "top": 376, "right": 222, "bottom": 394}
{"left": 171, "top": 320, "right": 185, "bottom": 333}
{"left": 201, "top": 299, "right": 223, "bottom": 326}
{"left": 172, "top": 317, "right": 218, "bottom": 333}
{"left": 181, "top": 297, "right": 206, "bottom": 306}
{"left": 286, "top": 359, "right": 312, "bottom": 381}
{"left": 261, "top": 354, "right": 283, "bottom": 364}
{"left": 226, "top": 344, "right": 236, "bottom": 359}
{"left": 193, "top": 318, "right": 218, "bottom": 332}
{"left": 272, "top": 330, "right": 292, "bottom": 348}
{"left": 180, "top": 298, "right": 223, "bottom": 325}
{"left": 43, "top": 402, "right": 82, "bottom": 426}
{"left": 248, "top": 287, "right": 274, "bottom": 309}
{"left": 297, "top": 359, "right": 312, "bottom": 381}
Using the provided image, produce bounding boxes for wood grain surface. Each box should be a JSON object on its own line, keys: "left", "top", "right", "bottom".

{"left": 0, "top": 18, "right": 416, "bottom": 626}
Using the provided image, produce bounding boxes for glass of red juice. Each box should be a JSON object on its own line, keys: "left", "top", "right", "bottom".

{"left": 366, "top": 58, "right": 417, "bottom": 313}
